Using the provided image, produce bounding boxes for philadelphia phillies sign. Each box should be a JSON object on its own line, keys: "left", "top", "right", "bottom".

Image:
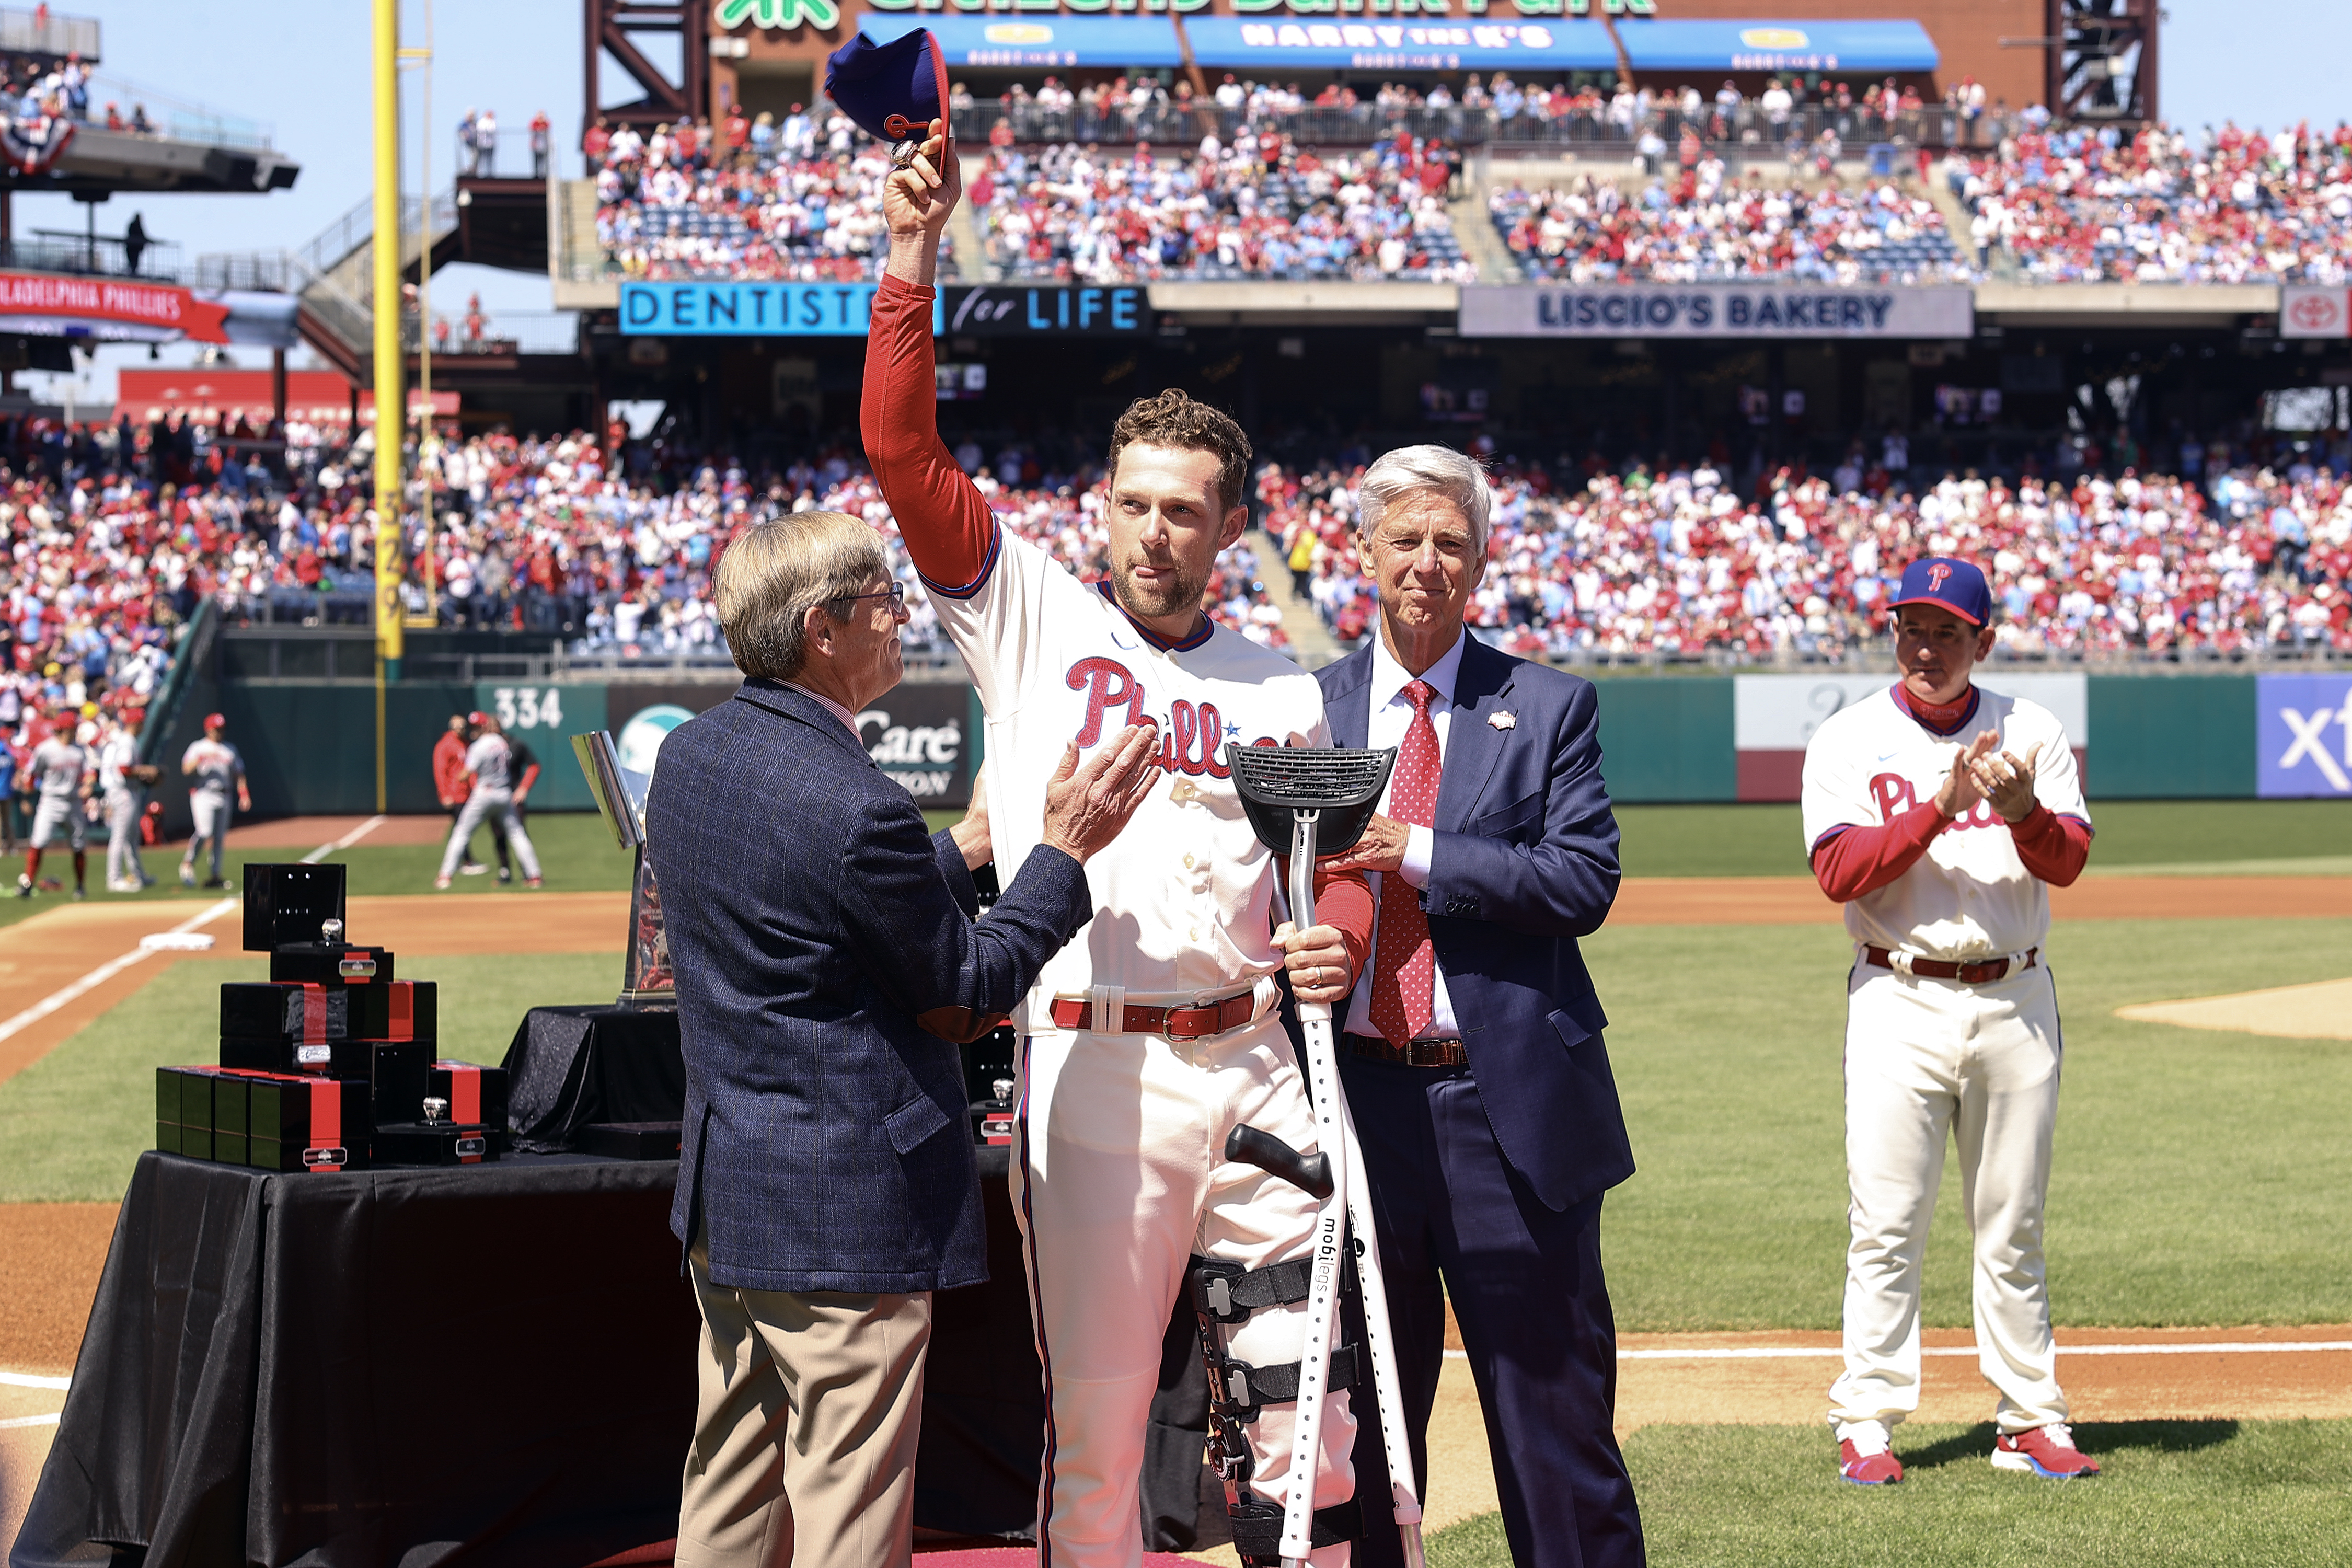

{"left": 1459, "top": 283, "right": 1973, "bottom": 339}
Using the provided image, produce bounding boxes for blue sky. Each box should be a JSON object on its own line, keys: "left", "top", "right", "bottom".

{"left": 15, "top": 0, "right": 2349, "bottom": 404}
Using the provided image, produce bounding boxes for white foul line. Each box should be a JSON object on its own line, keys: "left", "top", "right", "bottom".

{"left": 1436, "top": 1340, "right": 2352, "bottom": 1363}
{"left": 304, "top": 815, "right": 386, "bottom": 862}
{"left": 0, "top": 814, "right": 387, "bottom": 1051}
{"left": 0, "top": 1413, "right": 61, "bottom": 1430}
{"left": 0, "top": 1372, "right": 71, "bottom": 1390}
{"left": 0, "top": 897, "right": 239, "bottom": 1046}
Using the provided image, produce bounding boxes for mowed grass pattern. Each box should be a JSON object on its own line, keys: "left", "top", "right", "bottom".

{"left": 1589, "top": 916, "right": 2352, "bottom": 1330}
{"left": 0, "top": 951, "right": 622, "bottom": 1202}
{"left": 1427, "top": 1420, "right": 2352, "bottom": 1568}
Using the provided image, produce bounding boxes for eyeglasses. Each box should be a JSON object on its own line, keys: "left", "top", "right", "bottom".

{"left": 833, "top": 582, "right": 906, "bottom": 611}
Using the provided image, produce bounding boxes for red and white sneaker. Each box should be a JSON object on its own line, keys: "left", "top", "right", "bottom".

{"left": 1838, "top": 1424, "right": 1904, "bottom": 1485}
{"left": 1992, "top": 1423, "right": 2101, "bottom": 1478}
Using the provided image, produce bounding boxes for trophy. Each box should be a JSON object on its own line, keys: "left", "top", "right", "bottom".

{"left": 572, "top": 730, "right": 675, "bottom": 1007}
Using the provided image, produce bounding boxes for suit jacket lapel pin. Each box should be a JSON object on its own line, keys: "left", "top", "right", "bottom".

{"left": 1488, "top": 710, "right": 1517, "bottom": 731}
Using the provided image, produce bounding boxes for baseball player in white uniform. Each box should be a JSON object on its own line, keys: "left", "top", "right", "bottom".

{"left": 435, "top": 717, "right": 544, "bottom": 888}
{"left": 180, "top": 712, "right": 250, "bottom": 889}
{"left": 17, "top": 716, "right": 94, "bottom": 900}
{"left": 1802, "top": 557, "right": 2100, "bottom": 1486}
{"left": 99, "top": 717, "right": 154, "bottom": 891}
{"left": 866, "top": 118, "right": 1378, "bottom": 1568}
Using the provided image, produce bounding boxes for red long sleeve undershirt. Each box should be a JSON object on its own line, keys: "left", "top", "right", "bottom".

{"left": 859, "top": 277, "right": 1376, "bottom": 974}
{"left": 860, "top": 274, "right": 997, "bottom": 591}
{"left": 1812, "top": 803, "right": 2093, "bottom": 903}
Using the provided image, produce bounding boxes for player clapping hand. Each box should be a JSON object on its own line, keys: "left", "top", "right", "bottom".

{"left": 1932, "top": 730, "right": 2001, "bottom": 819}
{"left": 1967, "top": 744, "right": 2040, "bottom": 824}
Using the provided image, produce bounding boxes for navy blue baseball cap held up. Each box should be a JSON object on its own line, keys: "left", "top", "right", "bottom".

{"left": 825, "top": 28, "right": 949, "bottom": 146}
{"left": 1888, "top": 556, "right": 1993, "bottom": 626}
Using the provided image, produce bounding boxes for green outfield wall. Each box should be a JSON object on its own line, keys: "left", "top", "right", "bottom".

{"left": 193, "top": 662, "right": 2342, "bottom": 819}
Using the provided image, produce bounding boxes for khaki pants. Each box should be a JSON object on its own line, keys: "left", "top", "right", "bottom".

{"left": 679, "top": 1236, "right": 932, "bottom": 1568}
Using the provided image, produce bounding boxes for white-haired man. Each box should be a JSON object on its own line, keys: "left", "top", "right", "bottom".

{"left": 1312, "top": 445, "right": 1644, "bottom": 1568}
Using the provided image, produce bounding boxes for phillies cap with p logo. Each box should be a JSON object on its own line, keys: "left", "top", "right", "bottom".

{"left": 1889, "top": 556, "right": 1992, "bottom": 626}
{"left": 825, "top": 28, "right": 949, "bottom": 146}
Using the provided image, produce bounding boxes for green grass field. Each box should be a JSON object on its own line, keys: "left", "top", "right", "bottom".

{"left": 1594, "top": 915, "right": 2352, "bottom": 1331}
{"left": 0, "top": 951, "right": 620, "bottom": 1202}
{"left": 1429, "top": 1420, "right": 2352, "bottom": 1568}
{"left": 1612, "top": 799, "right": 2352, "bottom": 879}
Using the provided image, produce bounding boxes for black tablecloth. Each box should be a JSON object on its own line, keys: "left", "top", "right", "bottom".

{"left": 502, "top": 1005, "right": 685, "bottom": 1153}
{"left": 14, "top": 1150, "right": 697, "bottom": 1568}
{"left": 16, "top": 1148, "right": 1218, "bottom": 1566}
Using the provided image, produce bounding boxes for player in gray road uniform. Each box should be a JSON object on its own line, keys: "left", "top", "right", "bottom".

{"left": 180, "top": 712, "right": 251, "bottom": 889}
{"left": 18, "top": 717, "right": 94, "bottom": 900}
{"left": 435, "top": 714, "right": 542, "bottom": 887}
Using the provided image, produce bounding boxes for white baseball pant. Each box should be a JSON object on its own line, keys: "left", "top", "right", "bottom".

{"left": 439, "top": 787, "right": 540, "bottom": 881}
{"left": 105, "top": 787, "right": 146, "bottom": 886}
{"left": 1012, "top": 991, "right": 1355, "bottom": 1568}
{"left": 185, "top": 794, "right": 233, "bottom": 878}
{"left": 1830, "top": 957, "right": 2069, "bottom": 1439}
{"left": 31, "top": 795, "right": 88, "bottom": 851}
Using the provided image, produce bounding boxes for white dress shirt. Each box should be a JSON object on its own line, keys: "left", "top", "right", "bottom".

{"left": 788, "top": 681, "right": 864, "bottom": 740}
{"left": 1341, "top": 630, "right": 1464, "bottom": 1040}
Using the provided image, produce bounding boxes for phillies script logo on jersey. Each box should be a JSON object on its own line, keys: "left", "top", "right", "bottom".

{"left": 1872, "top": 773, "right": 2008, "bottom": 831}
{"left": 1066, "top": 656, "right": 1275, "bottom": 777}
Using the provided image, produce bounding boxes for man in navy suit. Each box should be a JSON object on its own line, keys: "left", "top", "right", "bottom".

{"left": 1298, "top": 445, "right": 1643, "bottom": 1568}
{"left": 648, "top": 511, "right": 1159, "bottom": 1568}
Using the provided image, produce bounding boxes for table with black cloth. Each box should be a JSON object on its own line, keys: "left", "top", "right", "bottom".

{"left": 16, "top": 1146, "right": 1220, "bottom": 1567}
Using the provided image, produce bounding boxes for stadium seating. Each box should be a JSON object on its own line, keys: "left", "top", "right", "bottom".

{"left": 972, "top": 132, "right": 1473, "bottom": 283}
{"left": 1955, "top": 121, "right": 2352, "bottom": 283}
{"left": 1264, "top": 458, "right": 2352, "bottom": 660}
{"left": 1489, "top": 163, "right": 1966, "bottom": 284}
{"left": 593, "top": 110, "right": 954, "bottom": 283}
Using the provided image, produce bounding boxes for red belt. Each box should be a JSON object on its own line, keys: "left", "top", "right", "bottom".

{"left": 1864, "top": 946, "right": 2038, "bottom": 985}
{"left": 1046, "top": 989, "right": 1259, "bottom": 1041}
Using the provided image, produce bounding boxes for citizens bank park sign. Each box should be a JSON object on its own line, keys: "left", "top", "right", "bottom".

{"left": 1458, "top": 284, "right": 1974, "bottom": 339}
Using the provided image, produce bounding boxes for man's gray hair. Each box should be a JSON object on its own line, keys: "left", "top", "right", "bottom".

{"left": 1355, "top": 444, "right": 1494, "bottom": 555}
{"left": 714, "top": 511, "right": 887, "bottom": 681}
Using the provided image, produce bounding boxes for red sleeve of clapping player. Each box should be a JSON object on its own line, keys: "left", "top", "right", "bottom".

{"left": 1310, "top": 864, "right": 1374, "bottom": 982}
{"left": 2009, "top": 804, "right": 2092, "bottom": 888}
{"left": 1809, "top": 801, "right": 1950, "bottom": 903}
{"left": 860, "top": 274, "right": 998, "bottom": 594}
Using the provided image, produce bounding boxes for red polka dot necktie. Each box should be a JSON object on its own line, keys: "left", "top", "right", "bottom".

{"left": 1368, "top": 679, "right": 1440, "bottom": 1050}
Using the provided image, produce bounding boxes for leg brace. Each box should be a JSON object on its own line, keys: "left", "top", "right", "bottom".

{"left": 1189, "top": 1253, "right": 1364, "bottom": 1565}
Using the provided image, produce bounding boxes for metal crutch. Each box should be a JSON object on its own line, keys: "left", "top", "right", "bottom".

{"left": 1226, "top": 744, "right": 1426, "bottom": 1568}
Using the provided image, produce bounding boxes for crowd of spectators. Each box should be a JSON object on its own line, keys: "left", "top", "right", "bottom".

{"left": 1267, "top": 452, "right": 2352, "bottom": 662}
{"left": 975, "top": 129, "right": 1471, "bottom": 282}
{"left": 1491, "top": 158, "right": 1964, "bottom": 283}
{"left": 587, "top": 103, "right": 954, "bottom": 282}
{"left": 1953, "top": 119, "right": 2352, "bottom": 283}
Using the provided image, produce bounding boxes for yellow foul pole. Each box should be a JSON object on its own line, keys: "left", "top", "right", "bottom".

{"left": 372, "top": 0, "right": 405, "bottom": 810}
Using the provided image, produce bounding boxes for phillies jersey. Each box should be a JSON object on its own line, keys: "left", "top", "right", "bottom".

{"left": 939, "top": 528, "right": 1328, "bottom": 1023}
{"left": 182, "top": 738, "right": 244, "bottom": 800}
{"left": 1801, "top": 686, "right": 2089, "bottom": 960}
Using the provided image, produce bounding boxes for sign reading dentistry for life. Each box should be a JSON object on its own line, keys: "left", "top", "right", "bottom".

{"left": 619, "top": 280, "right": 1149, "bottom": 337}
{"left": 1458, "top": 284, "right": 1973, "bottom": 339}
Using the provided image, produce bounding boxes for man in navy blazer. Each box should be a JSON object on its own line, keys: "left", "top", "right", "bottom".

{"left": 1295, "top": 446, "right": 1642, "bottom": 1568}
{"left": 648, "top": 511, "right": 1158, "bottom": 1568}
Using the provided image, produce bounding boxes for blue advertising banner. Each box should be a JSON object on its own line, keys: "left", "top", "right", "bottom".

{"left": 2255, "top": 673, "right": 2352, "bottom": 797}
{"left": 618, "top": 282, "right": 948, "bottom": 337}
{"left": 1458, "top": 283, "right": 1973, "bottom": 339}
